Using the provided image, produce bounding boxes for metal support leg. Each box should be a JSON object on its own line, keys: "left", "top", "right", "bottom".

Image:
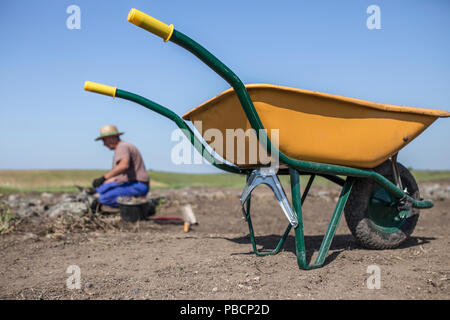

{"left": 241, "top": 172, "right": 292, "bottom": 256}
{"left": 391, "top": 153, "right": 403, "bottom": 190}
{"left": 391, "top": 154, "right": 415, "bottom": 211}
{"left": 240, "top": 168, "right": 298, "bottom": 228}
{"left": 242, "top": 171, "right": 317, "bottom": 257}
{"left": 290, "top": 168, "right": 354, "bottom": 270}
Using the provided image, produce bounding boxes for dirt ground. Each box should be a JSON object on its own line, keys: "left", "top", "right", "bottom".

{"left": 0, "top": 181, "right": 449, "bottom": 300}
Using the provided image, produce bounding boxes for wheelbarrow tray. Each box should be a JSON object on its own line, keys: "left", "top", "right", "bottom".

{"left": 183, "top": 84, "right": 450, "bottom": 168}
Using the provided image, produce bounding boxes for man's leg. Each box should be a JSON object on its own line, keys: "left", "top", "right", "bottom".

{"left": 96, "top": 181, "right": 119, "bottom": 195}
{"left": 90, "top": 181, "right": 118, "bottom": 212}
{"left": 98, "top": 182, "right": 149, "bottom": 207}
{"left": 131, "top": 182, "right": 150, "bottom": 197}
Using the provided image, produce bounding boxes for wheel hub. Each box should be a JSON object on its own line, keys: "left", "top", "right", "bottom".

{"left": 368, "top": 186, "right": 410, "bottom": 233}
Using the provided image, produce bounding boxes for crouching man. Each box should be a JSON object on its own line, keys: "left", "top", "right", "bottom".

{"left": 91, "top": 125, "right": 149, "bottom": 212}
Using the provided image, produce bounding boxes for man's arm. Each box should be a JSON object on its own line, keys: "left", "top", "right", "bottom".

{"left": 104, "top": 158, "right": 130, "bottom": 181}
{"left": 93, "top": 158, "right": 130, "bottom": 188}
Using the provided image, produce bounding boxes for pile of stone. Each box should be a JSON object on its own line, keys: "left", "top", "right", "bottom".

{"left": 5, "top": 191, "right": 92, "bottom": 219}
{"left": 420, "top": 183, "right": 450, "bottom": 201}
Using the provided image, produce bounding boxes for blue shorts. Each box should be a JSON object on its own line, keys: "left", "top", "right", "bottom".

{"left": 96, "top": 181, "right": 149, "bottom": 207}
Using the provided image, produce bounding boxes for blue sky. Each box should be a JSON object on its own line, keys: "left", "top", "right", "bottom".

{"left": 0, "top": 0, "right": 449, "bottom": 172}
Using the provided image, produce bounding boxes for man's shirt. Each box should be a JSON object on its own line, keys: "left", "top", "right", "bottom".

{"left": 113, "top": 141, "right": 149, "bottom": 184}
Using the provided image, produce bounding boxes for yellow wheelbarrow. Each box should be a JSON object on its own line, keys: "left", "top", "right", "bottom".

{"left": 84, "top": 9, "right": 450, "bottom": 269}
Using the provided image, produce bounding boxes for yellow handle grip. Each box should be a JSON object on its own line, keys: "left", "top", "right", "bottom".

{"left": 127, "top": 8, "right": 174, "bottom": 42}
{"left": 84, "top": 81, "right": 117, "bottom": 98}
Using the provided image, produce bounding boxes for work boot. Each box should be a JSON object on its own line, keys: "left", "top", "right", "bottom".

{"left": 90, "top": 199, "right": 102, "bottom": 213}
{"left": 102, "top": 205, "right": 120, "bottom": 214}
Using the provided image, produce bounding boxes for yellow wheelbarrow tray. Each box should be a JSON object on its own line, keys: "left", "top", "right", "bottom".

{"left": 183, "top": 83, "right": 450, "bottom": 169}
{"left": 84, "top": 9, "right": 450, "bottom": 270}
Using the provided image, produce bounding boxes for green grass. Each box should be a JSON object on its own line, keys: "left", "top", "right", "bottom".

{"left": 411, "top": 170, "right": 450, "bottom": 182}
{"left": 0, "top": 200, "right": 14, "bottom": 233}
{"left": 0, "top": 186, "right": 81, "bottom": 194}
{"left": 0, "top": 169, "right": 449, "bottom": 194}
{"left": 0, "top": 170, "right": 107, "bottom": 194}
{"left": 148, "top": 170, "right": 246, "bottom": 189}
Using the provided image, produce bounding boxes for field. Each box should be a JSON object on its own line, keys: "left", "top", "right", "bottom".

{"left": 1, "top": 169, "right": 450, "bottom": 193}
{"left": 0, "top": 170, "right": 449, "bottom": 300}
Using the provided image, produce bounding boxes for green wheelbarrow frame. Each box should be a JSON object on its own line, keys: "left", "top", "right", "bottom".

{"left": 84, "top": 9, "right": 435, "bottom": 270}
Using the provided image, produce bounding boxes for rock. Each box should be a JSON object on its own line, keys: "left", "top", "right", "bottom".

{"left": 8, "top": 194, "right": 19, "bottom": 202}
{"left": 18, "top": 201, "right": 31, "bottom": 209}
{"left": 213, "top": 191, "right": 225, "bottom": 200}
{"left": 23, "top": 233, "right": 38, "bottom": 241}
{"left": 75, "top": 192, "right": 91, "bottom": 203}
{"left": 421, "top": 183, "right": 450, "bottom": 201}
{"left": 40, "top": 192, "right": 54, "bottom": 198}
{"left": 7, "top": 194, "right": 20, "bottom": 208}
{"left": 46, "top": 202, "right": 88, "bottom": 218}
{"left": 422, "top": 184, "right": 440, "bottom": 194}
{"left": 39, "top": 204, "right": 49, "bottom": 211}
{"left": 33, "top": 205, "right": 48, "bottom": 215}
{"left": 28, "top": 198, "right": 42, "bottom": 206}
{"left": 16, "top": 207, "right": 38, "bottom": 218}
{"left": 40, "top": 192, "right": 55, "bottom": 204}
{"left": 171, "top": 200, "right": 180, "bottom": 206}
{"left": 60, "top": 194, "right": 76, "bottom": 203}
{"left": 317, "top": 190, "right": 331, "bottom": 198}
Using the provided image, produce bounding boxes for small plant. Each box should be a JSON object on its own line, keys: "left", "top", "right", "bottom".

{"left": 0, "top": 199, "right": 15, "bottom": 234}
{"left": 153, "top": 197, "right": 165, "bottom": 212}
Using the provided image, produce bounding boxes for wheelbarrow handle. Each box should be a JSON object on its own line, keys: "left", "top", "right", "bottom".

{"left": 84, "top": 81, "right": 117, "bottom": 98}
{"left": 122, "top": 9, "right": 434, "bottom": 209}
{"left": 84, "top": 81, "right": 246, "bottom": 175}
{"left": 127, "top": 8, "right": 174, "bottom": 42}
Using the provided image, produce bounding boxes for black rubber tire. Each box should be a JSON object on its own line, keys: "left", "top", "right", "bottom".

{"left": 344, "top": 160, "right": 420, "bottom": 249}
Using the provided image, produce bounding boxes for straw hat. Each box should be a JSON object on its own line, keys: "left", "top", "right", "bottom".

{"left": 95, "top": 125, "right": 124, "bottom": 141}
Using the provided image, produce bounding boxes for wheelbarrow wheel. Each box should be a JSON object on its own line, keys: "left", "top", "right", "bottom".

{"left": 344, "top": 160, "right": 420, "bottom": 249}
